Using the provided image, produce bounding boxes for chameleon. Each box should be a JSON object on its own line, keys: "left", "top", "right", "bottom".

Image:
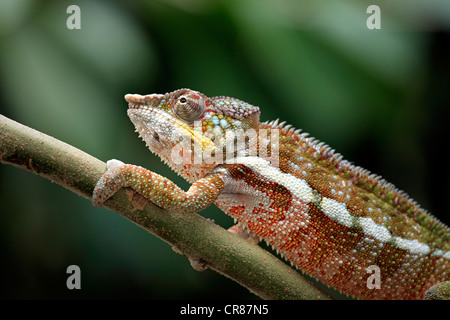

{"left": 92, "top": 88, "right": 450, "bottom": 299}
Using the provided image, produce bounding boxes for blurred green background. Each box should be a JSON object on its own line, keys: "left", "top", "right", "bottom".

{"left": 0, "top": 0, "right": 449, "bottom": 299}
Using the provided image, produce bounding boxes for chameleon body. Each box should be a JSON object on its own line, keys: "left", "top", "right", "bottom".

{"left": 93, "top": 89, "right": 449, "bottom": 299}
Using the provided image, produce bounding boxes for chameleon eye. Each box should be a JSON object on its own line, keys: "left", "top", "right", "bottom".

{"left": 174, "top": 95, "right": 206, "bottom": 121}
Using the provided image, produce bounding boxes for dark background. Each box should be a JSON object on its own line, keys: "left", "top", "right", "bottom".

{"left": 0, "top": 0, "right": 448, "bottom": 299}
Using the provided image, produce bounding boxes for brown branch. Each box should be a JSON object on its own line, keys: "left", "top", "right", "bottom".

{"left": 0, "top": 114, "right": 331, "bottom": 300}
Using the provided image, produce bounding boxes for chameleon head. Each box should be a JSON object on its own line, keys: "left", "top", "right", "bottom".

{"left": 125, "top": 89, "right": 261, "bottom": 180}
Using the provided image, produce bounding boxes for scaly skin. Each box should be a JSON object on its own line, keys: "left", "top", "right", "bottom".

{"left": 93, "top": 89, "right": 449, "bottom": 299}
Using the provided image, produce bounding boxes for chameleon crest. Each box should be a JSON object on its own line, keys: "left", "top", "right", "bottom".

{"left": 94, "top": 89, "right": 450, "bottom": 299}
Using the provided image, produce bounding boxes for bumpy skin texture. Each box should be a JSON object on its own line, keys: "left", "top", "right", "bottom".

{"left": 93, "top": 89, "right": 450, "bottom": 300}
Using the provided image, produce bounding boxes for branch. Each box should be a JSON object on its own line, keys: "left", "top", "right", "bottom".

{"left": 0, "top": 114, "right": 331, "bottom": 300}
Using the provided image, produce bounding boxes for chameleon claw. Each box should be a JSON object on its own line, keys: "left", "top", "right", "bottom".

{"left": 92, "top": 159, "right": 126, "bottom": 207}
{"left": 189, "top": 257, "right": 209, "bottom": 272}
{"left": 105, "top": 159, "right": 125, "bottom": 171}
{"left": 228, "top": 224, "right": 260, "bottom": 245}
{"left": 172, "top": 246, "right": 209, "bottom": 271}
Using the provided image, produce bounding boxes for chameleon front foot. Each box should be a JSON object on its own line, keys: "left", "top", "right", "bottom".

{"left": 92, "top": 159, "right": 227, "bottom": 213}
{"left": 92, "top": 159, "right": 127, "bottom": 207}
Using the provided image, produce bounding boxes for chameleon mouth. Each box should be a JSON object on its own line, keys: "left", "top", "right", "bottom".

{"left": 125, "top": 94, "right": 173, "bottom": 151}
{"left": 127, "top": 107, "right": 174, "bottom": 151}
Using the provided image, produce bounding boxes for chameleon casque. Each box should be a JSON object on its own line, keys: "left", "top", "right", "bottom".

{"left": 92, "top": 88, "right": 449, "bottom": 300}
